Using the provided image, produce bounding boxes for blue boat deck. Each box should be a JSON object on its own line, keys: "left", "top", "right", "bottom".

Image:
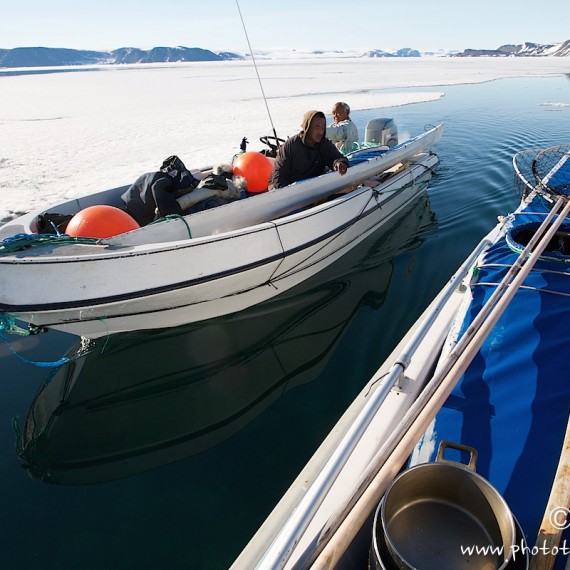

{"left": 414, "top": 194, "right": 570, "bottom": 555}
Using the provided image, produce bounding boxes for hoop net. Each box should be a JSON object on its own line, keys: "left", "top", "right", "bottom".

{"left": 513, "top": 145, "right": 570, "bottom": 199}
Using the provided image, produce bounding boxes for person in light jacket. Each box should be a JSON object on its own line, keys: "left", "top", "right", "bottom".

{"left": 326, "top": 102, "right": 359, "bottom": 154}
{"left": 270, "top": 110, "right": 348, "bottom": 189}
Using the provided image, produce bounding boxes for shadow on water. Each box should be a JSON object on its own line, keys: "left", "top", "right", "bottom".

{"left": 18, "top": 192, "right": 436, "bottom": 488}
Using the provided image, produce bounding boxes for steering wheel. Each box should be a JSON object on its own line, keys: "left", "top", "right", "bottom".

{"left": 260, "top": 135, "right": 285, "bottom": 156}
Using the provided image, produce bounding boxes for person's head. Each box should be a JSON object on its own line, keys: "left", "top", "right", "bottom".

{"left": 332, "top": 102, "right": 350, "bottom": 124}
{"left": 300, "top": 110, "right": 326, "bottom": 145}
{"left": 161, "top": 155, "right": 187, "bottom": 174}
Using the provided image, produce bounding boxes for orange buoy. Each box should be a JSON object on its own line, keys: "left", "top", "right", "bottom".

{"left": 233, "top": 151, "right": 273, "bottom": 193}
{"left": 65, "top": 205, "right": 140, "bottom": 238}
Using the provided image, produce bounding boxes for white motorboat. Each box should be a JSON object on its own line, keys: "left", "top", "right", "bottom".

{"left": 233, "top": 145, "right": 570, "bottom": 569}
{"left": 17, "top": 190, "right": 435, "bottom": 485}
{"left": 0, "top": 121, "right": 443, "bottom": 338}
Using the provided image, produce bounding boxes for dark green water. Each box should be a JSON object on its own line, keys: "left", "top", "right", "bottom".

{"left": 0, "top": 75, "right": 568, "bottom": 569}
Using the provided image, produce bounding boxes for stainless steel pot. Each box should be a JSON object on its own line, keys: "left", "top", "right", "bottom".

{"left": 377, "top": 441, "right": 516, "bottom": 570}
{"left": 371, "top": 504, "right": 528, "bottom": 570}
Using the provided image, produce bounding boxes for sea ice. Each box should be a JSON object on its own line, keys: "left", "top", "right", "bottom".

{"left": 0, "top": 56, "right": 568, "bottom": 219}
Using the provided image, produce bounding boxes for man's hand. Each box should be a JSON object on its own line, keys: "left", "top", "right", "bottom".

{"left": 334, "top": 161, "right": 348, "bottom": 175}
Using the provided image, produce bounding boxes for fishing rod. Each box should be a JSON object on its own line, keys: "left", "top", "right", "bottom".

{"left": 235, "top": 0, "right": 281, "bottom": 147}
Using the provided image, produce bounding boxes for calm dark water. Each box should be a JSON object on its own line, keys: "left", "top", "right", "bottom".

{"left": 0, "top": 75, "right": 568, "bottom": 569}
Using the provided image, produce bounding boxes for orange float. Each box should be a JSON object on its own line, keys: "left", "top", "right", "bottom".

{"left": 65, "top": 205, "right": 140, "bottom": 238}
{"left": 233, "top": 152, "right": 273, "bottom": 193}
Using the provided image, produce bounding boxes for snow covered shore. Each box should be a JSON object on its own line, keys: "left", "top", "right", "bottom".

{"left": 1, "top": 56, "right": 569, "bottom": 219}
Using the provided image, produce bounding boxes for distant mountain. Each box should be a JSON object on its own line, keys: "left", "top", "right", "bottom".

{"left": 455, "top": 40, "right": 570, "bottom": 57}
{"left": 364, "top": 48, "right": 420, "bottom": 58}
{"left": 0, "top": 46, "right": 243, "bottom": 68}
{"left": 1, "top": 40, "right": 568, "bottom": 69}
{"left": 0, "top": 47, "right": 108, "bottom": 67}
{"left": 111, "top": 46, "right": 242, "bottom": 64}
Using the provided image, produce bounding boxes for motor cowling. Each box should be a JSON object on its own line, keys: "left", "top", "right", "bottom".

{"left": 364, "top": 118, "right": 398, "bottom": 147}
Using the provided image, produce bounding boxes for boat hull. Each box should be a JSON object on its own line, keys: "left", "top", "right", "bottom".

{"left": 1, "top": 153, "right": 439, "bottom": 337}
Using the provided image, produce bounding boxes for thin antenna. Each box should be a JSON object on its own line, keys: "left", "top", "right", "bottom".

{"left": 235, "top": 0, "right": 279, "bottom": 141}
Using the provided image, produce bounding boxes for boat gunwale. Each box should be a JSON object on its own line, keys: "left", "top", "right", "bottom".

{"left": 1, "top": 163, "right": 437, "bottom": 314}
{"left": 0, "top": 155, "right": 438, "bottom": 265}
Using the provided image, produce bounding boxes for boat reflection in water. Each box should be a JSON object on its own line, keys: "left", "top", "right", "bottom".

{"left": 19, "top": 191, "right": 436, "bottom": 486}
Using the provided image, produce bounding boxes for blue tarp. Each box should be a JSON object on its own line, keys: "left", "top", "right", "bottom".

{"left": 416, "top": 194, "right": 570, "bottom": 547}
{"left": 546, "top": 154, "right": 570, "bottom": 196}
{"left": 346, "top": 145, "right": 389, "bottom": 166}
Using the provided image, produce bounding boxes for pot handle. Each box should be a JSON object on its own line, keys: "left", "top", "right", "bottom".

{"left": 436, "top": 440, "right": 478, "bottom": 472}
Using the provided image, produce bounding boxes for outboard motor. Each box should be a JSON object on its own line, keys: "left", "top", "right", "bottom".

{"left": 364, "top": 118, "right": 398, "bottom": 147}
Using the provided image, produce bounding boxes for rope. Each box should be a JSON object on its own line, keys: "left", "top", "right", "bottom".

{"left": 0, "top": 332, "right": 71, "bottom": 368}
{"left": 473, "top": 282, "right": 570, "bottom": 298}
{"left": 0, "top": 232, "right": 99, "bottom": 255}
{"left": 12, "top": 416, "right": 23, "bottom": 455}
{"left": 0, "top": 318, "right": 96, "bottom": 367}
{"left": 97, "top": 317, "right": 111, "bottom": 354}
{"left": 480, "top": 263, "right": 570, "bottom": 277}
{"left": 150, "top": 214, "right": 192, "bottom": 238}
{"left": 0, "top": 313, "right": 32, "bottom": 336}
{"left": 269, "top": 161, "right": 434, "bottom": 284}
{"left": 270, "top": 185, "right": 380, "bottom": 283}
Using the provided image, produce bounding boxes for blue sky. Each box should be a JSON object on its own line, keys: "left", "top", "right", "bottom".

{"left": 1, "top": 0, "right": 568, "bottom": 53}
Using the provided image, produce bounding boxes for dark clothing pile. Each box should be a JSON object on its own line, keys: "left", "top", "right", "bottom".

{"left": 183, "top": 172, "right": 243, "bottom": 214}
{"left": 121, "top": 156, "right": 199, "bottom": 226}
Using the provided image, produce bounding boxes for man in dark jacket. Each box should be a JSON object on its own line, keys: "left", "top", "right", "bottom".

{"left": 121, "top": 156, "right": 199, "bottom": 226}
{"left": 270, "top": 110, "right": 349, "bottom": 189}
